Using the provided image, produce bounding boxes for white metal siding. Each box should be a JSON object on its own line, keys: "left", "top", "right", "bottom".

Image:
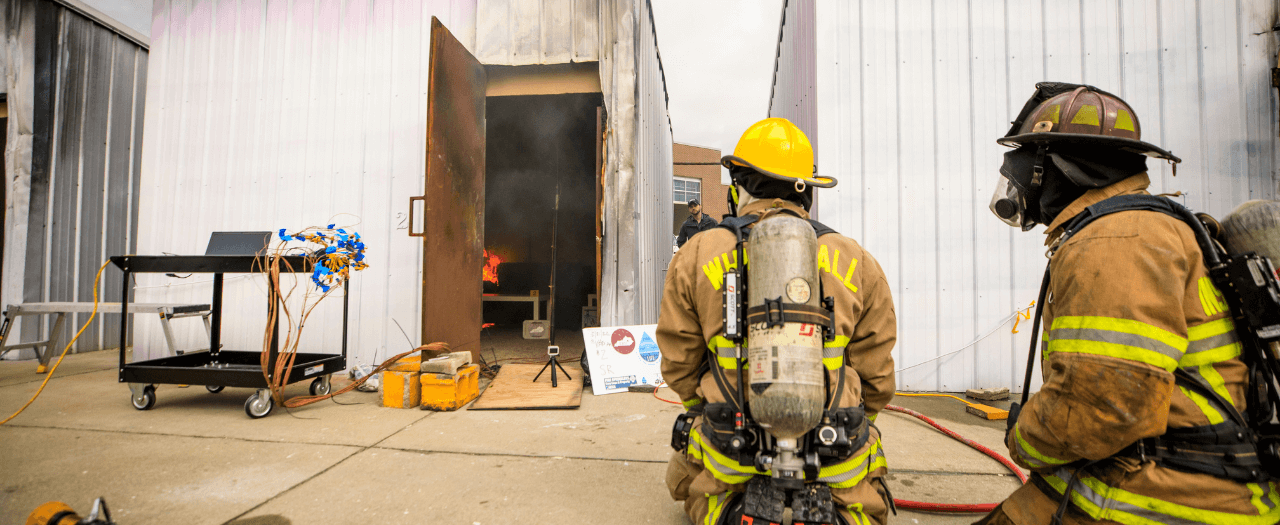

{"left": 137, "top": 0, "right": 477, "bottom": 363}
{"left": 635, "top": 0, "right": 672, "bottom": 323}
{"left": 772, "top": 0, "right": 1280, "bottom": 392}
{"left": 475, "top": 0, "right": 598, "bottom": 65}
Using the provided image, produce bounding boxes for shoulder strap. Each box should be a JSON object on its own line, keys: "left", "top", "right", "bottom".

{"left": 808, "top": 219, "right": 838, "bottom": 238}
{"left": 717, "top": 214, "right": 759, "bottom": 234}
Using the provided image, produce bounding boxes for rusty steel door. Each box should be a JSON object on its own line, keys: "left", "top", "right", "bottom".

{"left": 411, "top": 17, "right": 487, "bottom": 361}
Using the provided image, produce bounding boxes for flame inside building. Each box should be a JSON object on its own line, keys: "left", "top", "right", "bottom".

{"left": 483, "top": 249, "right": 503, "bottom": 286}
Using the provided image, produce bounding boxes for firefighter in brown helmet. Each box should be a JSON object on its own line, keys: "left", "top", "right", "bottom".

{"left": 659, "top": 118, "right": 898, "bottom": 525}
{"left": 976, "top": 83, "right": 1280, "bottom": 524}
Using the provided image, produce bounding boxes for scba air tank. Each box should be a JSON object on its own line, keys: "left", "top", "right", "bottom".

{"left": 746, "top": 214, "right": 825, "bottom": 440}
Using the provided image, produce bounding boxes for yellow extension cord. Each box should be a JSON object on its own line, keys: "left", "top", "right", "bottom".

{"left": 0, "top": 260, "right": 111, "bottom": 426}
{"left": 894, "top": 392, "right": 982, "bottom": 408}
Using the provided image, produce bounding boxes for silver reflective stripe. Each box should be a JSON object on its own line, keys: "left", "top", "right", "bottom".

{"left": 1049, "top": 327, "right": 1185, "bottom": 362}
{"left": 1048, "top": 469, "right": 1211, "bottom": 525}
{"left": 1186, "top": 331, "right": 1241, "bottom": 355}
{"left": 1260, "top": 484, "right": 1278, "bottom": 511}
{"left": 716, "top": 346, "right": 740, "bottom": 359}
{"left": 823, "top": 345, "right": 843, "bottom": 359}
{"left": 815, "top": 446, "right": 885, "bottom": 485}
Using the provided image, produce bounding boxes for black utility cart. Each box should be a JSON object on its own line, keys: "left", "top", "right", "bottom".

{"left": 111, "top": 254, "right": 349, "bottom": 418}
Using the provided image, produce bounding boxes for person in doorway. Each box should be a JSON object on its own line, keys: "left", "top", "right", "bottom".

{"left": 976, "top": 83, "right": 1279, "bottom": 524}
{"left": 676, "top": 199, "right": 718, "bottom": 248}
{"left": 659, "top": 118, "right": 898, "bottom": 525}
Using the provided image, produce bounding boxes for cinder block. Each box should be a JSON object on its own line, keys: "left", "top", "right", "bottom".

{"left": 420, "top": 351, "right": 472, "bottom": 375}
{"left": 382, "top": 370, "right": 421, "bottom": 409}
{"left": 965, "top": 387, "right": 1010, "bottom": 401}
{"left": 966, "top": 404, "right": 1009, "bottom": 420}
{"left": 421, "top": 364, "right": 479, "bottom": 411}
{"left": 388, "top": 355, "right": 421, "bottom": 373}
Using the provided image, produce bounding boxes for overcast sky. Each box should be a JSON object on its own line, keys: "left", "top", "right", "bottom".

{"left": 651, "top": 0, "right": 785, "bottom": 183}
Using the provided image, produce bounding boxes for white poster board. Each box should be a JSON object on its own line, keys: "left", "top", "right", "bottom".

{"left": 582, "top": 324, "right": 663, "bottom": 395}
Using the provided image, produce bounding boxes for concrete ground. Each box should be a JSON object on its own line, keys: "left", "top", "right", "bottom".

{"left": 1, "top": 328, "right": 1023, "bottom": 524}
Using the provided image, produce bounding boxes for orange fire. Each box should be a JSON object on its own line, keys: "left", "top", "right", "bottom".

{"left": 483, "top": 249, "right": 503, "bottom": 285}
{"left": 482, "top": 323, "right": 495, "bottom": 329}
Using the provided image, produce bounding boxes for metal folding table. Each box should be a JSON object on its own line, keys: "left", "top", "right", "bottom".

{"left": 111, "top": 255, "right": 349, "bottom": 418}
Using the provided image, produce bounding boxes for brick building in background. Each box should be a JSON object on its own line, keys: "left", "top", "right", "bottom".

{"left": 672, "top": 143, "right": 731, "bottom": 242}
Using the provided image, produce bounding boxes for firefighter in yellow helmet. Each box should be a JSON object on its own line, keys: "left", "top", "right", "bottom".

{"left": 977, "top": 83, "right": 1280, "bottom": 524}
{"left": 659, "top": 118, "right": 898, "bottom": 525}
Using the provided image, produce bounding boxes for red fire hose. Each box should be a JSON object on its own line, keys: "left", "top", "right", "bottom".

{"left": 883, "top": 404, "right": 1028, "bottom": 513}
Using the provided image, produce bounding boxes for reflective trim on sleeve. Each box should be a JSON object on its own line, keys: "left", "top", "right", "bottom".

{"left": 814, "top": 437, "right": 886, "bottom": 488}
{"left": 1043, "top": 469, "right": 1280, "bottom": 525}
{"left": 683, "top": 397, "right": 705, "bottom": 409}
{"left": 704, "top": 491, "right": 735, "bottom": 525}
{"left": 1012, "top": 423, "right": 1073, "bottom": 468}
{"left": 1182, "top": 318, "right": 1243, "bottom": 367}
{"left": 1046, "top": 316, "right": 1188, "bottom": 371}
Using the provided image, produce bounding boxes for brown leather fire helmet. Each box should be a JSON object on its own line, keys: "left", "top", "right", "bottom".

{"left": 991, "top": 83, "right": 1182, "bottom": 230}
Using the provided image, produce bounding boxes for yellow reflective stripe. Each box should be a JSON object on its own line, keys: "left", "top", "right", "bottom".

{"left": 1047, "top": 317, "right": 1187, "bottom": 371}
{"left": 1188, "top": 317, "right": 1236, "bottom": 340}
{"left": 683, "top": 397, "right": 704, "bottom": 409}
{"left": 1248, "top": 483, "right": 1279, "bottom": 515}
{"left": 688, "top": 427, "right": 768, "bottom": 484}
{"left": 707, "top": 336, "right": 741, "bottom": 370}
{"left": 704, "top": 492, "right": 725, "bottom": 525}
{"left": 1046, "top": 469, "right": 1280, "bottom": 525}
{"left": 823, "top": 336, "right": 849, "bottom": 370}
{"left": 1013, "top": 423, "right": 1072, "bottom": 468}
{"left": 816, "top": 438, "right": 886, "bottom": 488}
{"left": 1051, "top": 316, "right": 1188, "bottom": 351}
{"left": 846, "top": 503, "right": 871, "bottom": 525}
{"left": 1178, "top": 385, "right": 1225, "bottom": 425}
{"left": 1199, "top": 363, "right": 1235, "bottom": 407}
{"left": 1046, "top": 339, "right": 1180, "bottom": 371}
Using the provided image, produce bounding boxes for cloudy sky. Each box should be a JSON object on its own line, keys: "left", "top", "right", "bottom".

{"left": 651, "top": 0, "right": 785, "bottom": 183}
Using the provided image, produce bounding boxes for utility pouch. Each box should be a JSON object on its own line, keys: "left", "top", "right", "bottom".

{"left": 812, "top": 407, "right": 869, "bottom": 461}
{"left": 702, "top": 402, "right": 761, "bottom": 465}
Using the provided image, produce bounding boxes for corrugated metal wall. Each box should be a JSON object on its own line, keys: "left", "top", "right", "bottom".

{"left": 596, "top": 0, "right": 673, "bottom": 326}
{"left": 137, "top": 0, "right": 477, "bottom": 363}
{"left": 138, "top": 0, "right": 672, "bottom": 361}
{"left": 771, "top": 0, "right": 1280, "bottom": 392}
{"left": 475, "top": 0, "right": 598, "bottom": 65}
{"left": 3, "top": 0, "right": 148, "bottom": 355}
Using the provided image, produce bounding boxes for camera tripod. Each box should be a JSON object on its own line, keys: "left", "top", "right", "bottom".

{"left": 533, "top": 345, "right": 572, "bottom": 387}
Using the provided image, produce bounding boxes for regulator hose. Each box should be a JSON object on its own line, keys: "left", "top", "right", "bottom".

{"left": 883, "top": 404, "right": 1027, "bottom": 513}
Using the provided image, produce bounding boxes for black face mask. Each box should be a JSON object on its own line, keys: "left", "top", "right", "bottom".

{"left": 993, "top": 144, "right": 1148, "bottom": 230}
{"left": 726, "top": 166, "right": 813, "bottom": 217}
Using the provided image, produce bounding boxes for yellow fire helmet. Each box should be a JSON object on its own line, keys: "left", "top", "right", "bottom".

{"left": 721, "top": 118, "right": 837, "bottom": 189}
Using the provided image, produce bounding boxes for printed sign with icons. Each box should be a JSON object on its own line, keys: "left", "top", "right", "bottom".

{"left": 582, "top": 324, "right": 663, "bottom": 395}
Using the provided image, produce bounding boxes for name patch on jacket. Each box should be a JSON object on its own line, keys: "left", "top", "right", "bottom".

{"left": 702, "top": 245, "right": 859, "bottom": 293}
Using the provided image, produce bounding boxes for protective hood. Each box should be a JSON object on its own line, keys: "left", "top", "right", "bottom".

{"left": 727, "top": 165, "right": 813, "bottom": 216}
{"left": 995, "top": 143, "right": 1149, "bottom": 229}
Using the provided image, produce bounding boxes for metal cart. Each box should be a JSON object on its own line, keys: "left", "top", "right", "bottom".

{"left": 111, "top": 255, "right": 349, "bottom": 418}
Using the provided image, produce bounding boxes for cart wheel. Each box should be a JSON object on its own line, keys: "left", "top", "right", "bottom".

{"left": 206, "top": 385, "right": 225, "bottom": 394}
{"left": 310, "top": 377, "right": 331, "bottom": 396}
{"left": 131, "top": 385, "right": 156, "bottom": 411}
{"left": 245, "top": 392, "right": 274, "bottom": 419}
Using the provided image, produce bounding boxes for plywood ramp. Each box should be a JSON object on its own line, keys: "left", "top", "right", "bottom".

{"left": 469, "top": 363, "right": 583, "bottom": 410}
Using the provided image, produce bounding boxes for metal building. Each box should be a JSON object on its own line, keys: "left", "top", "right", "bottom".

{"left": 2, "top": 0, "right": 150, "bottom": 356}
{"left": 769, "top": 0, "right": 1280, "bottom": 392}
{"left": 132, "top": 0, "right": 673, "bottom": 364}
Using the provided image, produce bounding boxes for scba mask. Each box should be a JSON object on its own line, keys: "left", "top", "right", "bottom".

{"left": 989, "top": 176, "right": 1032, "bottom": 230}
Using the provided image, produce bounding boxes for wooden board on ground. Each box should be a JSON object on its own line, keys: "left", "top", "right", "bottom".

{"left": 469, "top": 362, "right": 583, "bottom": 410}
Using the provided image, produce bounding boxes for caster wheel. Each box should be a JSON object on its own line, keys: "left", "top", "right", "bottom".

{"left": 206, "top": 385, "right": 225, "bottom": 394}
{"left": 310, "top": 377, "right": 331, "bottom": 396}
{"left": 245, "top": 392, "right": 274, "bottom": 419}
{"left": 131, "top": 385, "right": 156, "bottom": 410}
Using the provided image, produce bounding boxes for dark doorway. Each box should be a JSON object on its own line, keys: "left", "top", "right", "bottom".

{"left": 483, "top": 93, "right": 603, "bottom": 331}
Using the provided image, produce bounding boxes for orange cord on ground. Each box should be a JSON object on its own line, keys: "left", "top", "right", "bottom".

{"left": 1, "top": 261, "right": 112, "bottom": 426}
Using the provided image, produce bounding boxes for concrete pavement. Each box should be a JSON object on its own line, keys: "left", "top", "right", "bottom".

{"left": 1, "top": 347, "right": 1021, "bottom": 524}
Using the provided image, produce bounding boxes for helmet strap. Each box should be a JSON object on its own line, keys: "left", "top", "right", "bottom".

{"left": 1031, "top": 144, "right": 1049, "bottom": 190}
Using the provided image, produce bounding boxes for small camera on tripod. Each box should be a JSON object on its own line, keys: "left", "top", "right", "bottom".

{"left": 547, "top": 345, "right": 560, "bottom": 357}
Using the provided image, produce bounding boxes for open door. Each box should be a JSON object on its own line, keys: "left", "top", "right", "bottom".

{"left": 411, "top": 17, "right": 487, "bottom": 361}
